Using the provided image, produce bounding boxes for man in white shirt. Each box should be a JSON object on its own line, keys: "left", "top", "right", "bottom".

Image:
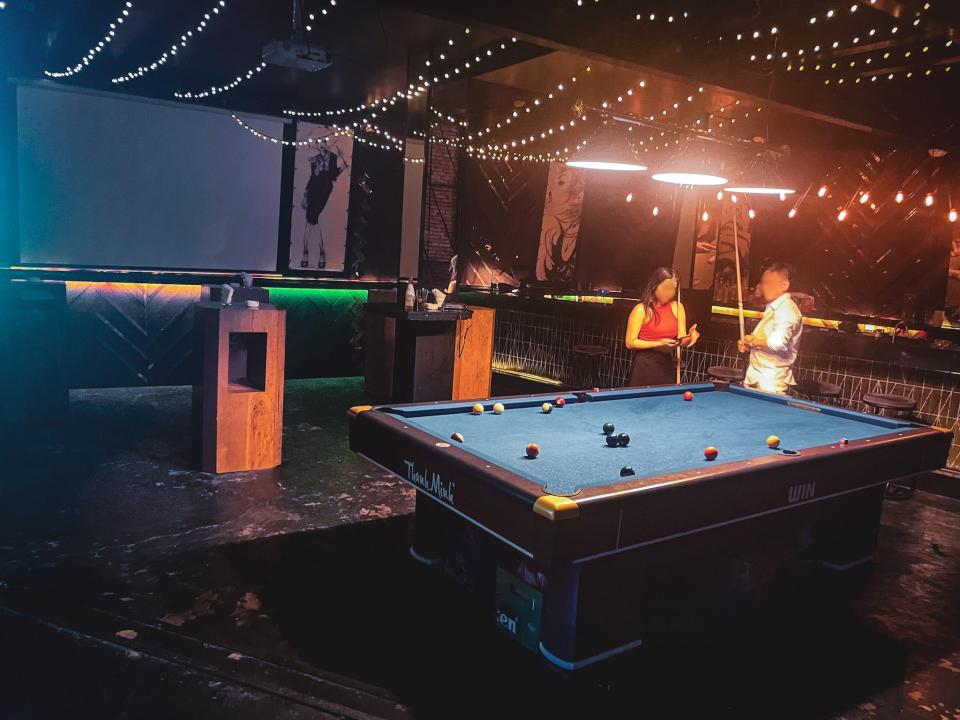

{"left": 737, "top": 262, "right": 803, "bottom": 394}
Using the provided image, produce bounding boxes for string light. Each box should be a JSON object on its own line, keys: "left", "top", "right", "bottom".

{"left": 818, "top": 185, "right": 828, "bottom": 197}
{"left": 748, "top": 208, "right": 756, "bottom": 219}
{"left": 231, "top": 113, "right": 350, "bottom": 147}
{"left": 950, "top": 209, "right": 958, "bottom": 223}
{"left": 925, "top": 193, "right": 935, "bottom": 206}
{"left": 174, "top": 62, "right": 266, "bottom": 99}
{"left": 859, "top": 192, "right": 870, "bottom": 204}
{"left": 112, "top": 0, "right": 228, "bottom": 84}
{"left": 701, "top": 210, "right": 709, "bottom": 221}
{"left": 652, "top": 206, "right": 659, "bottom": 216}
{"left": 895, "top": 190, "right": 905, "bottom": 203}
{"left": 837, "top": 209, "right": 848, "bottom": 221}
{"left": 788, "top": 207, "right": 798, "bottom": 218}
{"left": 45, "top": 2, "right": 133, "bottom": 78}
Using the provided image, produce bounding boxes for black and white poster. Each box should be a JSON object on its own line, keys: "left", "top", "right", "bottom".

{"left": 536, "top": 162, "right": 586, "bottom": 282}
{"left": 290, "top": 122, "right": 353, "bottom": 271}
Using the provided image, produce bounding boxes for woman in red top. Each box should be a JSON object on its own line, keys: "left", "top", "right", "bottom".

{"left": 624, "top": 267, "right": 700, "bottom": 386}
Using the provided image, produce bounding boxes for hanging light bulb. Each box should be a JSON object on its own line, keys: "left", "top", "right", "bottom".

{"left": 895, "top": 190, "right": 905, "bottom": 203}
{"left": 818, "top": 185, "right": 828, "bottom": 197}
{"left": 701, "top": 211, "right": 710, "bottom": 221}
{"left": 652, "top": 206, "right": 660, "bottom": 216}
{"left": 651, "top": 138, "right": 727, "bottom": 186}
{"left": 730, "top": 194, "right": 738, "bottom": 204}
{"left": 788, "top": 208, "right": 798, "bottom": 218}
{"left": 950, "top": 209, "right": 958, "bottom": 223}
{"left": 924, "top": 193, "right": 935, "bottom": 207}
{"left": 748, "top": 208, "right": 756, "bottom": 219}
{"left": 724, "top": 151, "right": 796, "bottom": 196}
{"left": 837, "top": 209, "right": 848, "bottom": 221}
{"left": 859, "top": 192, "right": 870, "bottom": 204}
{"left": 625, "top": 192, "right": 633, "bottom": 202}
{"left": 716, "top": 191, "right": 723, "bottom": 200}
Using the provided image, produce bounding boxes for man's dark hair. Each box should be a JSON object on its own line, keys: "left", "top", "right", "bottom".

{"left": 763, "top": 261, "right": 795, "bottom": 284}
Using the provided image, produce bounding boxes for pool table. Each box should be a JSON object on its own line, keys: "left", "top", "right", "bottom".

{"left": 348, "top": 383, "right": 951, "bottom": 670}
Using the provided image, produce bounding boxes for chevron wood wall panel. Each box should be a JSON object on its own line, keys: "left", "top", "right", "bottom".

{"left": 66, "top": 282, "right": 201, "bottom": 388}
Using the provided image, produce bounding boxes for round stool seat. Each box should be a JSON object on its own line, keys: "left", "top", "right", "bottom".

{"left": 707, "top": 365, "right": 745, "bottom": 383}
{"left": 863, "top": 392, "right": 916, "bottom": 418}
{"left": 793, "top": 379, "right": 842, "bottom": 400}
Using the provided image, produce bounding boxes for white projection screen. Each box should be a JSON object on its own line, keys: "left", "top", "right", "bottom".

{"left": 17, "top": 83, "right": 284, "bottom": 271}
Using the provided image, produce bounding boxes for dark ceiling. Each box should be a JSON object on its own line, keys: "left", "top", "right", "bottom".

{"left": 2, "top": 0, "right": 959, "bottom": 153}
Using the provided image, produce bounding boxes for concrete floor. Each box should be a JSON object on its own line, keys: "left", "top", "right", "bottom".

{"left": 1, "top": 378, "right": 958, "bottom": 719}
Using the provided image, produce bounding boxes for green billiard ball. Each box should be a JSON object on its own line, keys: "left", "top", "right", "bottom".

{"left": 602, "top": 422, "right": 615, "bottom": 435}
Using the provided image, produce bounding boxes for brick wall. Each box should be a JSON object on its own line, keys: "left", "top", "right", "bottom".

{"left": 422, "top": 121, "right": 459, "bottom": 291}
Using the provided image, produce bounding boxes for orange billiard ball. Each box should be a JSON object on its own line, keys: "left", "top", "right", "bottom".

{"left": 526, "top": 443, "right": 540, "bottom": 459}
{"left": 683, "top": 391, "right": 694, "bottom": 401}
{"left": 766, "top": 435, "right": 781, "bottom": 449}
{"left": 704, "top": 446, "right": 719, "bottom": 461}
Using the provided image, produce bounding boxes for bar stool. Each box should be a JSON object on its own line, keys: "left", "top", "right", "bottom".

{"left": 707, "top": 365, "right": 745, "bottom": 385}
{"left": 863, "top": 391, "right": 919, "bottom": 500}
{"left": 571, "top": 344, "right": 608, "bottom": 389}
{"left": 792, "top": 379, "right": 842, "bottom": 404}
{"left": 862, "top": 392, "right": 916, "bottom": 419}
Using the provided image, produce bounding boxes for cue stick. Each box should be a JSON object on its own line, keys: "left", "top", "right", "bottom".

{"left": 731, "top": 202, "right": 746, "bottom": 342}
{"left": 675, "top": 283, "right": 682, "bottom": 384}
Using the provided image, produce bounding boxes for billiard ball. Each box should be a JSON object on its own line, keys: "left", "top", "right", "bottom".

{"left": 620, "top": 466, "right": 635, "bottom": 477}
{"left": 683, "top": 391, "right": 694, "bottom": 401}
{"left": 541, "top": 402, "right": 553, "bottom": 414}
{"left": 766, "top": 435, "right": 781, "bottom": 449}
{"left": 471, "top": 403, "right": 484, "bottom": 415}
{"left": 602, "top": 422, "right": 615, "bottom": 435}
{"left": 617, "top": 432, "right": 631, "bottom": 447}
{"left": 555, "top": 397, "right": 566, "bottom": 408}
{"left": 606, "top": 434, "right": 621, "bottom": 448}
{"left": 704, "top": 446, "right": 719, "bottom": 461}
{"left": 450, "top": 432, "right": 464, "bottom": 443}
{"left": 593, "top": 387, "right": 601, "bottom": 393}
{"left": 526, "top": 443, "right": 540, "bottom": 459}
{"left": 839, "top": 437, "right": 849, "bottom": 446}
{"left": 492, "top": 402, "right": 505, "bottom": 414}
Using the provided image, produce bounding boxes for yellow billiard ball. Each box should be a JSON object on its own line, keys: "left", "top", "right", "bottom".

{"left": 493, "top": 402, "right": 505, "bottom": 414}
{"left": 767, "top": 435, "right": 781, "bottom": 449}
{"left": 541, "top": 402, "right": 553, "bottom": 414}
{"left": 471, "top": 403, "right": 484, "bottom": 415}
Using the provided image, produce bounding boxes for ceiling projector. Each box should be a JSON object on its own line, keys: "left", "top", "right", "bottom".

{"left": 262, "top": 40, "right": 332, "bottom": 72}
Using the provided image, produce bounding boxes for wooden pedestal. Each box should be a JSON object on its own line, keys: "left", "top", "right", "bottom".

{"left": 194, "top": 302, "right": 285, "bottom": 473}
{"left": 363, "top": 304, "right": 494, "bottom": 404}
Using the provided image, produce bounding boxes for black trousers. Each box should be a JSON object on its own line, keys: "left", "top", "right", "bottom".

{"left": 629, "top": 347, "right": 676, "bottom": 387}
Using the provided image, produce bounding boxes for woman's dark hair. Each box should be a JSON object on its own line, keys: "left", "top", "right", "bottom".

{"left": 639, "top": 267, "right": 680, "bottom": 323}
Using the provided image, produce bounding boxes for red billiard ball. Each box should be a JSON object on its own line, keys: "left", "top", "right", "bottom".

{"left": 526, "top": 443, "right": 540, "bottom": 459}
{"left": 555, "top": 397, "right": 566, "bottom": 408}
{"left": 704, "top": 446, "right": 719, "bottom": 461}
{"left": 683, "top": 391, "right": 694, "bottom": 401}
{"left": 450, "top": 432, "right": 464, "bottom": 443}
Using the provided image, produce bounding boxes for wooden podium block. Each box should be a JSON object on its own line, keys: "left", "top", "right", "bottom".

{"left": 452, "top": 306, "right": 495, "bottom": 401}
{"left": 194, "top": 302, "right": 285, "bottom": 473}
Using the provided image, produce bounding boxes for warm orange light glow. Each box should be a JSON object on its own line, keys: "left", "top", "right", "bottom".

{"left": 859, "top": 192, "right": 869, "bottom": 204}
{"left": 715, "top": 191, "right": 723, "bottom": 200}
{"left": 730, "top": 194, "right": 738, "bottom": 204}
{"left": 625, "top": 192, "right": 633, "bottom": 202}
{"left": 652, "top": 206, "right": 659, "bottom": 216}
{"left": 701, "top": 211, "right": 710, "bottom": 221}
{"left": 567, "top": 160, "right": 648, "bottom": 172}
{"left": 818, "top": 185, "right": 828, "bottom": 197}
{"left": 950, "top": 209, "right": 958, "bottom": 223}
{"left": 788, "top": 208, "right": 797, "bottom": 218}
{"left": 925, "top": 194, "right": 935, "bottom": 207}
{"left": 895, "top": 190, "right": 904, "bottom": 203}
{"left": 651, "top": 172, "right": 727, "bottom": 186}
{"left": 748, "top": 208, "right": 756, "bottom": 219}
{"left": 837, "top": 209, "right": 848, "bottom": 221}
{"left": 66, "top": 281, "right": 202, "bottom": 299}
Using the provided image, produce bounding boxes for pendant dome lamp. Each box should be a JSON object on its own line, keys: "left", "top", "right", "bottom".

{"left": 650, "top": 137, "right": 728, "bottom": 186}
{"left": 724, "top": 148, "right": 796, "bottom": 196}
{"left": 565, "top": 118, "right": 648, "bottom": 172}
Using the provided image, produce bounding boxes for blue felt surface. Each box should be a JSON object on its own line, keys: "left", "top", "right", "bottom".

{"left": 391, "top": 387, "right": 912, "bottom": 495}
